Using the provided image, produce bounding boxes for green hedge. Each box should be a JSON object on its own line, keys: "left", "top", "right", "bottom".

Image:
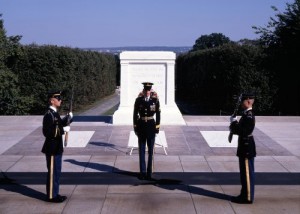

{"left": 12, "top": 45, "right": 117, "bottom": 114}
{"left": 176, "top": 44, "right": 275, "bottom": 115}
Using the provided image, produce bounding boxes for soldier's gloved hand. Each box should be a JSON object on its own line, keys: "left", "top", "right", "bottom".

{"left": 68, "top": 112, "right": 73, "bottom": 119}
{"left": 63, "top": 126, "right": 71, "bottom": 132}
{"left": 134, "top": 127, "right": 138, "bottom": 136}
{"left": 155, "top": 128, "right": 159, "bottom": 134}
{"left": 230, "top": 116, "right": 237, "bottom": 123}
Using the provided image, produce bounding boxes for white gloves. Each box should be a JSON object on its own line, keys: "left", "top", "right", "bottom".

{"left": 230, "top": 116, "right": 237, "bottom": 123}
{"left": 63, "top": 126, "right": 71, "bottom": 132}
{"left": 68, "top": 112, "right": 73, "bottom": 119}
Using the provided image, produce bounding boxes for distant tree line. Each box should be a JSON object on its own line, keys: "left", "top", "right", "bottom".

{"left": 176, "top": 0, "right": 300, "bottom": 115}
{"left": 0, "top": 15, "right": 117, "bottom": 115}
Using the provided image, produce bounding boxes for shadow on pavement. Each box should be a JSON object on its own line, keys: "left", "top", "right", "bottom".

{"left": 88, "top": 142, "right": 127, "bottom": 154}
{"left": 73, "top": 115, "right": 112, "bottom": 123}
{"left": 64, "top": 159, "right": 138, "bottom": 178}
{"left": 0, "top": 172, "right": 46, "bottom": 201}
{"left": 64, "top": 159, "right": 232, "bottom": 201}
{"left": 2, "top": 161, "right": 300, "bottom": 203}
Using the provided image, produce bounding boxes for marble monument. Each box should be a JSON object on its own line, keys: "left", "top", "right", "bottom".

{"left": 113, "top": 51, "right": 185, "bottom": 125}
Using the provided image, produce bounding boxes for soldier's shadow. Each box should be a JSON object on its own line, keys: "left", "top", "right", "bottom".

{"left": 64, "top": 159, "right": 138, "bottom": 178}
{"left": 64, "top": 159, "right": 232, "bottom": 201}
{"left": 138, "top": 177, "right": 231, "bottom": 201}
{"left": 0, "top": 174, "right": 46, "bottom": 201}
{"left": 88, "top": 142, "right": 127, "bottom": 154}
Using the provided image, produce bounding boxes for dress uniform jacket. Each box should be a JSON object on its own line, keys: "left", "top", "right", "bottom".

{"left": 42, "top": 108, "right": 69, "bottom": 155}
{"left": 230, "top": 109, "right": 256, "bottom": 158}
{"left": 133, "top": 94, "right": 161, "bottom": 137}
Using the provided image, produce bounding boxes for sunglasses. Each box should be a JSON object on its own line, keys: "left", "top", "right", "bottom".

{"left": 53, "top": 95, "right": 62, "bottom": 101}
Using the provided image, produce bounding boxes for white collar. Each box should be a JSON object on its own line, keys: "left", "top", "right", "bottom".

{"left": 244, "top": 107, "right": 252, "bottom": 113}
{"left": 50, "top": 106, "right": 57, "bottom": 112}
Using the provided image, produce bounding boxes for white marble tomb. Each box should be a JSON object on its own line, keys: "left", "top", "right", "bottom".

{"left": 113, "top": 51, "right": 185, "bottom": 125}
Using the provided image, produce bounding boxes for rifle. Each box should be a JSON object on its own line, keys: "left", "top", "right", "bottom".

{"left": 228, "top": 93, "right": 242, "bottom": 143}
{"left": 64, "top": 87, "right": 74, "bottom": 147}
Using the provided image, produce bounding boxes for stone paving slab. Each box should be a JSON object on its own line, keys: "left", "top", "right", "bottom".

{"left": 0, "top": 116, "right": 300, "bottom": 214}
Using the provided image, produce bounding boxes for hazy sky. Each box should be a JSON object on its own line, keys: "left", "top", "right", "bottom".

{"left": 1, "top": 0, "right": 294, "bottom": 48}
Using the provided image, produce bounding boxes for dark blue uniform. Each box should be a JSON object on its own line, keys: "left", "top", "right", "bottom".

{"left": 133, "top": 92, "right": 161, "bottom": 179}
{"left": 42, "top": 107, "right": 70, "bottom": 201}
{"left": 230, "top": 109, "right": 256, "bottom": 203}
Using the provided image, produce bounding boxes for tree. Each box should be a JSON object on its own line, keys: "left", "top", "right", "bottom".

{"left": 0, "top": 14, "right": 33, "bottom": 115}
{"left": 237, "top": 38, "right": 260, "bottom": 47}
{"left": 253, "top": 0, "right": 300, "bottom": 115}
{"left": 0, "top": 68, "right": 33, "bottom": 114}
{"left": 191, "top": 33, "right": 232, "bottom": 52}
{"left": 176, "top": 43, "right": 272, "bottom": 115}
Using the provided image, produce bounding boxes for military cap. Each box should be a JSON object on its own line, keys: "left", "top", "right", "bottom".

{"left": 142, "top": 82, "right": 153, "bottom": 91}
{"left": 241, "top": 92, "right": 255, "bottom": 101}
{"left": 48, "top": 90, "right": 62, "bottom": 100}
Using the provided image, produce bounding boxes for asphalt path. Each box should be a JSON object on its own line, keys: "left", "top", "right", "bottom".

{"left": 79, "top": 90, "right": 120, "bottom": 116}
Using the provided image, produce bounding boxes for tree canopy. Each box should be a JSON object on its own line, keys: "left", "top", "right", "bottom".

{"left": 176, "top": 43, "right": 273, "bottom": 115}
{"left": 253, "top": 0, "right": 300, "bottom": 115}
{"left": 0, "top": 14, "right": 33, "bottom": 114}
{"left": 191, "top": 33, "right": 232, "bottom": 52}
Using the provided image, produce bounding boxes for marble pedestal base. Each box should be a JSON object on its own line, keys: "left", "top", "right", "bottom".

{"left": 113, "top": 106, "right": 185, "bottom": 125}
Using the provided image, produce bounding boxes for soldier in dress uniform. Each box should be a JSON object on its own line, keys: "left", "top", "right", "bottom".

{"left": 133, "top": 82, "right": 161, "bottom": 180}
{"left": 229, "top": 93, "right": 256, "bottom": 204}
{"left": 42, "top": 90, "right": 73, "bottom": 203}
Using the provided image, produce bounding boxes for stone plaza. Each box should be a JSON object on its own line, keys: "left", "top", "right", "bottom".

{"left": 0, "top": 115, "right": 300, "bottom": 214}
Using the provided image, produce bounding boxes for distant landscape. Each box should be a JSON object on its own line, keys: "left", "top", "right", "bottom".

{"left": 83, "top": 46, "right": 192, "bottom": 55}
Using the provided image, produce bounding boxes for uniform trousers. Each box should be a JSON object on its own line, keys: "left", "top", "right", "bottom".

{"left": 138, "top": 136, "right": 155, "bottom": 175}
{"left": 46, "top": 154, "right": 62, "bottom": 199}
{"left": 239, "top": 157, "right": 255, "bottom": 202}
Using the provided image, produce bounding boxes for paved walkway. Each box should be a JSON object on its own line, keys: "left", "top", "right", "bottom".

{"left": 0, "top": 94, "right": 300, "bottom": 214}
{"left": 79, "top": 90, "right": 120, "bottom": 116}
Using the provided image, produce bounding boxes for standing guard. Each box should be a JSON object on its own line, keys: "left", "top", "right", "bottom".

{"left": 42, "top": 90, "right": 73, "bottom": 203}
{"left": 133, "top": 82, "right": 161, "bottom": 180}
{"left": 229, "top": 93, "right": 256, "bottom": 204}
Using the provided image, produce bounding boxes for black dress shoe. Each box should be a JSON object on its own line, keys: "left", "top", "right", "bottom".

{"left": 138, "top": 173, "right": 146, "bottom": 180}
{"left": 48, "top": 195, "right": 67, "bottom": 203}
{"left": 231, "top": 196, "right": 252, "bottom": 204}
{"left": 146, "top": 174, "right": 154, "bottom": 181}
